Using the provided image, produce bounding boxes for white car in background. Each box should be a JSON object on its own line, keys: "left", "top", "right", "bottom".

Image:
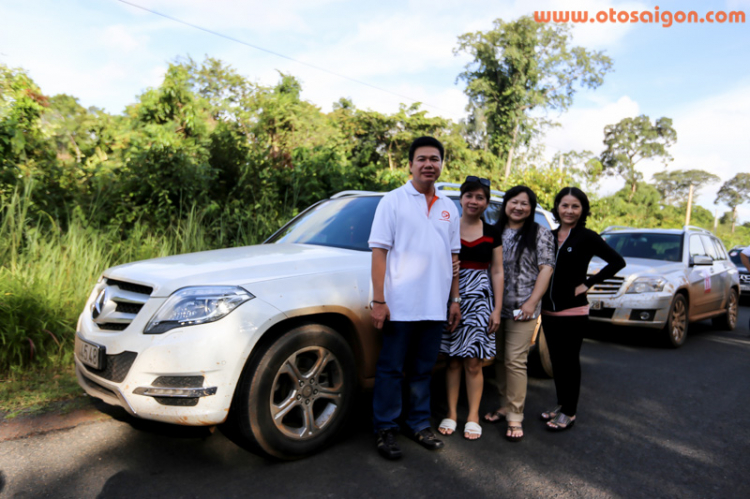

{"left": 586, "top": 226, "right": 740, "bottom": 347}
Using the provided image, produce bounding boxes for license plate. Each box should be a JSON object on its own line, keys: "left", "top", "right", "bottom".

{"left": 590, "top": 300, "right": 602, "bottom": 310}
{"left": 76, "top": 335, "right": 104, "bottom": 370}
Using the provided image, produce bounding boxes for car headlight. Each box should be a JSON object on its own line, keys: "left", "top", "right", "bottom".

{"left": 145, "top": 286, "right": 254, "bottom": 334}
{"left": 626, "top": 277, "right": 667, "bottom": 294}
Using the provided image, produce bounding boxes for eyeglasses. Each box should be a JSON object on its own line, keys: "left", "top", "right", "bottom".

{"left": 465, "top": 176, "right": 490, "bottom": 188}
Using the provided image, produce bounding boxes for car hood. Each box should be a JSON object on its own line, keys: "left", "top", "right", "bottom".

{"left": 589, "top": 257, "right": 684, "bottom": 277}
{"left": 104, "top": 244, "right": 367, "bottom": 297}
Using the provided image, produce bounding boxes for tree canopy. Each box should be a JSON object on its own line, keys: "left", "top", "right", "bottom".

{"left": 455, "top": 16, "right": 613, "bottom": 177}
{"left": 600, "top": 115, "right": 677, "bottom": 200}
{"left": 652, "top": 169, "right": 720, "bottom": 206}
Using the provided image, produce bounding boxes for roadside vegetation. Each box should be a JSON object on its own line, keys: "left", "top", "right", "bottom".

{"left": 1, "top": 16, "right": 749, "bottom": 414}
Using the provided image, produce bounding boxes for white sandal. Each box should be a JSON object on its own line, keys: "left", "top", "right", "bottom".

{"left": 463, "top": 421, "right": 482, "bottom": 440}
{"left": 438, "top": 418, "right": 457, "bottom": 436}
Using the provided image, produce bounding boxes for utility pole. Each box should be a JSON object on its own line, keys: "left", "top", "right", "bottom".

{"left": 685, "top": 184, "right": 694, "bottom": 225}
{"left": 713, "top": 209, "right": 719, "bottom": 233}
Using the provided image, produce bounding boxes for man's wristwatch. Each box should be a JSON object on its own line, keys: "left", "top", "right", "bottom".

{"left": 451, "top": 297, "right": 461, "bottom": 304}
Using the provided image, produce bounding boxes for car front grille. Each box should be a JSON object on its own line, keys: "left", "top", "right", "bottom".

{"left": 83, "top": 351, "right": 138, "bottom": 382}
{"left": 588, "top": 276, "right": 625, "bottom": 296}
{"left": 92, "top": 278, "right": 152, "bottom": 331}
{"left": 740, "top": 274, "right": 750, "bottom": 284}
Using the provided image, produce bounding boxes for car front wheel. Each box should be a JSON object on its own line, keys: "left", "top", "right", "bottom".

{"left": 663, "top": 294, "right": 688, "bottom": 348}
{"left": 233, "top": 323, "right": 355, "bottom": 459}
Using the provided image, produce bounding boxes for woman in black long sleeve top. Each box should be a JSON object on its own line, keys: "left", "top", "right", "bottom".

{"left": 540, "top": 187, "right": 626, "bottom": 431}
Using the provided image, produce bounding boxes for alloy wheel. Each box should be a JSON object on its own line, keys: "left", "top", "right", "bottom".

{"left": 270, "top": 346, "right": 344, "bottom": 440}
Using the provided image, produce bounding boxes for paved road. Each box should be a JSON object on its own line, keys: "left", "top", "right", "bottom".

{"left": 2, "top": 301, "right": 749, "bottom": 498}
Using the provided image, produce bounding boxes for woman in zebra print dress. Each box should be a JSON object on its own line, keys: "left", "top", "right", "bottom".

{"left": 438, "top": 177, "right": 504, "bottom": 440}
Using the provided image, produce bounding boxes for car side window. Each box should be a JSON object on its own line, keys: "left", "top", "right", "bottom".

{"left": 700, "top": 235, "right": 720, "bottom": 260}
{"left": 711, "top": 238, "right": 728, "bottom": 260}
{"left": 484, "top": 202, "right": 502, "bottom": 225}
{"left": 689, "top": 235, "right": 707, "bottom": 258}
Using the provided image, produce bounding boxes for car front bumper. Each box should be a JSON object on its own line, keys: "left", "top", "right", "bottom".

{"left": 588, "top": 292, "right": 674, "bottom": 329}
{"left": 75, "top": 296, "right": 284, "bottom": 426}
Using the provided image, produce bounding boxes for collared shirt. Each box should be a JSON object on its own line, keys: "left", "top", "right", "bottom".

{"left": 368, "top": 181, "right": 460, "bottom": 321}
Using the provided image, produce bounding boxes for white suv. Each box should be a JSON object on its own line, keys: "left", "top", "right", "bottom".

{"left": 74, "top": 186, "right": 555, "bottom": 458}
{"left": 586, "top": 226, "right": 740, "bottom": 347}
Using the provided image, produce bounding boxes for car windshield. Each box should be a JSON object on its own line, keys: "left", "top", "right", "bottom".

{"left": 601, "top": 233, "right": 683, "bottom": 262}
{"left": 265, "top": 196, "right": 381, "bottom": 251}
{"left": 728, "top": 249, "right": 746, "bottom": 266}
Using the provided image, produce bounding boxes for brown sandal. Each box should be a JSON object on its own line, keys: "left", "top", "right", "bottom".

{"left": 505, "top": 423, "right": 523, "bottom": 442}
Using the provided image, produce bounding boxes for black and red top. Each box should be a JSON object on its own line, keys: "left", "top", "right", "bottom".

{"left": 459, "top": 221, "right": 502, "bottom": 270}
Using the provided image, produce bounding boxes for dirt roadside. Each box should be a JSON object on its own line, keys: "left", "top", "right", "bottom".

{"left": 0, "top": 396, "right": 112, "bottom": 442}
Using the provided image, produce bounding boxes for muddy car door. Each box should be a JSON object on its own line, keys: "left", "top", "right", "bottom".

{"left": 687, "top": 235, "right": 714, "bottom": 316}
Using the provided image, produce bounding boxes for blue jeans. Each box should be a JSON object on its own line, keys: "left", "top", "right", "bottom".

{"left": 372, "top": 320, "right": 445, "bottom": 433}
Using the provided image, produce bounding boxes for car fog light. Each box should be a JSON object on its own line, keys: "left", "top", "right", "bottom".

{"left": 640, "top": 311, "right": 650, "bottom": 320}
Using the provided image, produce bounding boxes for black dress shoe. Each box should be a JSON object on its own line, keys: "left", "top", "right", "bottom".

{"left": 376, "top": 428, "right": 402, "bottom": 460}
{"left": 412, "top": 427, "right": 445, "bottom": 450}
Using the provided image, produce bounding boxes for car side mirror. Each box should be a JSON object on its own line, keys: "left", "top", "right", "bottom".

{"left": 690, "top": 255, "right": 712, "bottom": 266}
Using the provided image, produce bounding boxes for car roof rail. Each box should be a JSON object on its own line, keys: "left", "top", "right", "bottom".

{"left": 683, "top": 225, "right": 712, "bottom": 234}
{"left": 330, "top": 190, "right": 382, "bottom": 199}
{"left": 435, "top": 182, "right": 506, "bottom": 199}
{"left": 601, "top": 225, "right": 632, "bottom": 233}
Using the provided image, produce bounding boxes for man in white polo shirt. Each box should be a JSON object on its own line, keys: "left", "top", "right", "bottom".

{"left": 368, "top": 136, "right": 461, "bottom": 460}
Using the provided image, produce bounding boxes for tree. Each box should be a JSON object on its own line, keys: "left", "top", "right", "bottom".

{"left": 715, "top": 173, "right": 750, "bottom": 233}
{"left": 599, "top": 115, "right": 677, "bottom": 201}
{"left": 550, "top": 150, "right": 602, "bottom": 192}
{"left": 455, "top": 17, "right": 613, "bottom": 178}
{"left": 652, "top": 169, "right": 720, "bottom": 205}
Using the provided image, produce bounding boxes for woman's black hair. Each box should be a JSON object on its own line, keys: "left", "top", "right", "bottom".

{"left": 551, "top": 186, "right": 591, "bottom": 227}
{"left": 460, "top": 179, "right": 491, "bottom": 200}
{"left": 495, "top": 185, "right": 539, "bottom": 266}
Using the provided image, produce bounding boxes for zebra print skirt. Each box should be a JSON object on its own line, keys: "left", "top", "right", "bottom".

{"left": 440, "top": 268, "right": 496, "bottom": 359}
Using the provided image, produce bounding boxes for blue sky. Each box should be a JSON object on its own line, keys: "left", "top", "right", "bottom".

{"left": 2, "top": 0, "right": 749, "bottom": 221}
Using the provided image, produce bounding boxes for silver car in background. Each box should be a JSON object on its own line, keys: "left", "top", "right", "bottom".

{"left": 586, "top": 226, "right": 740, "bottom": 347}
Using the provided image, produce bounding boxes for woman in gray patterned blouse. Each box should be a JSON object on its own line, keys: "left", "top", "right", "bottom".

{"left": 483, "top": 185, "right": 555, "bottom": 442}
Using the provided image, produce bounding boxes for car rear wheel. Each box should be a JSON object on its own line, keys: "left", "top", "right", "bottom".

{"left": 712, "top": 288, "right": 739, "bottom": 331}
{"left": 233, "top": 323, "right": 355, "bottom": 459}
{"left": 663, "top": 294, "right": 688, "bottom": 348}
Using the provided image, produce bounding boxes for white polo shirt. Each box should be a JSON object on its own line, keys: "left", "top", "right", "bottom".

{"left": 368, "top": 181, "right": 460, "bottom": 321}
{"left": 742, "top": 246, "right": 750, "bottom": 257}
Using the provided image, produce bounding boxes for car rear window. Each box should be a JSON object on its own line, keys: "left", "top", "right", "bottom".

{"left": 601, "top": 233, "right": 683, "bottom": 262}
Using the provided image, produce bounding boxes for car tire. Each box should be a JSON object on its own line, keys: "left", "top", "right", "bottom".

{"left": 712, "top": 288, "right": 739, "bottom": 331}
{"left": 233, "top": 323, "right": 355, "bottom": 460}
{"left": 537, "top": 327, "right": 554, "bottom": 378}
{"left": 663, "top": 294, "right": 688, "bottom": 348}
{"left": 527, "top": 326, "right": 553, "bottom": 379}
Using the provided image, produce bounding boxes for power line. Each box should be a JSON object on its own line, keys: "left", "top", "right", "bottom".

{"left": 116, "top": 0, "right": 460, "bottom": 119}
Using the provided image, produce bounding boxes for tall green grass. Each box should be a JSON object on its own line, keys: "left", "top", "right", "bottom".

{"left": 0, "top": 183, "right": 287, "bottom": 372}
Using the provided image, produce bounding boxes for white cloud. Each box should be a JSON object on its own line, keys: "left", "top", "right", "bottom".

{"left": 121, "top": 0, "right": 345, "bottom": 33}
{"left": 666, "top": 82, "right": 750, "bottom": 221}
{"left": 100, "top": 25, "right": 147, "bottom": 52}
{"left": 544, "top": 95, "right": 640, "bottom": 156}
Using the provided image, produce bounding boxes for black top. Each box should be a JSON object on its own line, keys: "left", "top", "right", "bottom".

{"left": 459, "top": 221, "right": 501, "bottom": 269}
{"left": 541, "top": 225, "right": 626, "bottom": 312}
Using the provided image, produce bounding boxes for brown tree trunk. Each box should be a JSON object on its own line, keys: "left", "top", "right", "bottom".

{"left": 504, "top": 122, "right": 519, "bottom": 179}
{"left": 732, "top": 206, "right": 737, "bottom": 233}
